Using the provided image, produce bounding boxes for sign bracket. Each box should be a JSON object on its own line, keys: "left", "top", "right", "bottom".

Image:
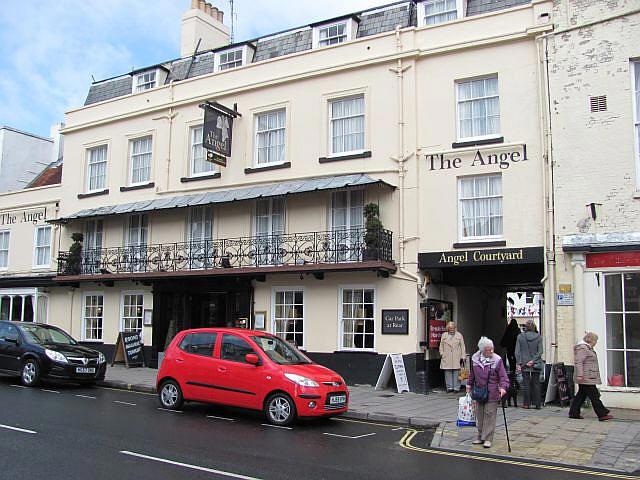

{"left": 199, "top": 101, "right": 242, "bottom": 118}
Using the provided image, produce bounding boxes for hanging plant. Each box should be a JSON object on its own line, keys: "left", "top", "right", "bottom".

{"left": 363, "top": 203, "right": 383, "bottom": 260}
{"left": 66, "top": 232, "right": 84, "bottom": 275}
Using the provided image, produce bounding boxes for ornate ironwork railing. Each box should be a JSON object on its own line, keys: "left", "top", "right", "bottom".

{"left": 57, "top": 228, "right": 393, "bottom": 276}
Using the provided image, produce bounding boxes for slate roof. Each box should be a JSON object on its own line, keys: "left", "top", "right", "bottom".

{"left": 466, "top": 0, "right": 530, "bottom": 16}
{"left": 84, "top": 76, "right": 132, "bottom": 106}
{"left": 51, "top": 173, "right": 395, "bottom": 224}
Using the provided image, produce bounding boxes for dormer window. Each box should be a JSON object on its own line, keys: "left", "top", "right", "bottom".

{"left": 312, "top": 18, "right": 358, "bottom": 49}
{"left": 417, "top": 0, "right": 463, "bottom": 26}
{"left": 217, "top": 48, "right": 244, "bottom": 71}
{"left": 135, "top": 71, "right": 156, "bottom": 92}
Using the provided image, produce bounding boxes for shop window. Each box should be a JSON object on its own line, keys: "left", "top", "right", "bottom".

{"left": 33, "top": 225, "right": 52, "bottom": 268}
{"left": 340, "top": 287, "right": 375, "bottom": 350}
{"left": 83, "top": 294, "right": 104, "bottom": 341}
{"left": 0, "top": 231, "right": 9, "bottom": 269}
{"left": 128, "top": 136, "right": 152, "bottom": 185}
{"left": 190, "top": 125, "right": 216, "bottom": 177}
{"left": 255, "top": 109, "right": 286, "bottom": 166}
{"left": 0, "top": 293, "right": 41, "bottom": 322}
{"left": 273, "top": 289, "right": 304, "bottom": 348}
{"left": 221, "top": 334, "right": 256, "bottom": 363}
{"left": 329, "top": 95, "right": 364, "bottom": 156}
{"left": 456, "top": 75, "right": 500, "bottom": 140}
{"left": 86, "top": 145, "right": 107, "bottom": 192}
{"left": 458, "top": 174, "right": 503, "bottom": 240}
{"left": 122, "top": 293, "right": 144, "bottom": 334}
{"left": 604, "top": 273, "right": 640, "bottom": 387}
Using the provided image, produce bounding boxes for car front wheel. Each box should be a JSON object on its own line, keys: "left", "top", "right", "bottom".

{"left": 21, "top": 359, "right": 40, "bottom": 387}
{"left": 265, "top": 392, "right": 297, "bottom": 426}
{"left": 158, "top": 380, "right": 183, "bottom": 410}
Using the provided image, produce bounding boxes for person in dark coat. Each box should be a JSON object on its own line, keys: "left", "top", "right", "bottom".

{"left": 500, "top": 316, "right": 520, "bottom": 372}
{"left": 515, "top": 320, "right": 543, "bottom": 409}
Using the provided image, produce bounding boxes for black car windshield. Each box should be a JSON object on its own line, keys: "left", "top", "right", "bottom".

{"left": 251, "top": 336, "right": 312, "bottom": 365}
{"left": 19, "top": 324, "right": 77, "bottom": 346}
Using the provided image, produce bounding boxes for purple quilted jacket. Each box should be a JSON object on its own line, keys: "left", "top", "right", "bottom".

{"left": 468, "top": 351, "right": 509, "bottom": 402}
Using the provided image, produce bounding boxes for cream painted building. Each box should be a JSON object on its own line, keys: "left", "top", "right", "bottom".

{"left": 1, "top": 0, "right": 558, "bottom": 391}
{"left": 550, "top": 0, "right": 640, "bottom": 408}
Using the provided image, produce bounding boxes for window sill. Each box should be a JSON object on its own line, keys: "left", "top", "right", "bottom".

{"left": 120, "top": 182, "right": 154, "bottom": 192}
{"left": 180, "top": 173, "right": 221, "bottom": 183}
{"left": 78, "top": 189, "right": 109, "bottom": 199}
{"left": 32, "top": 265, "right": 52, "bottom": 270}
{"left": 633, "top": 191, "right": 640, "bottom": 199}
{"left": 452, "top": 136, "right": 504, "bottom": 149}
{"left": 245, "top": 162, "right": 291, "bottom": 174}
{"left": 453, "top": 240, "right": 506, "bottom": 249}
{"left": 600, "top": 386, "right": 640, "bottom": 393}
{"left": 319, "top": 151, "right": 371, "bottom": 163}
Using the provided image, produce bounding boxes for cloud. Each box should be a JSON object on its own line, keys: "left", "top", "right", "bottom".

{"left": 0, "top": 0, "right": 387, "bottom": 137}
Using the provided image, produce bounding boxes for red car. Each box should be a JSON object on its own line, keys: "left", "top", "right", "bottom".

{"left": 156, "top": 328, "right": 348, "bottom": 426}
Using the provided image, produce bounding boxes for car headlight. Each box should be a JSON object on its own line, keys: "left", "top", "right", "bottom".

{"left": 45, "top": 349, "right": 68, "bottom": 364}
{"left": 284, "top": 373, "right": 319, "bottom": 387}
{"left": 98, "top": 352, "right": 106, "bottom": 364}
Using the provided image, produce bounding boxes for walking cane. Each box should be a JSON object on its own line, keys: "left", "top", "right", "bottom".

{"left": 501, "top": 401, "right": 512, "bottom": 453}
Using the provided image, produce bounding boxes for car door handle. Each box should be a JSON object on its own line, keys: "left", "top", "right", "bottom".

{"left": 176, "top": 358, "right": 184, "bottom": 363}
{"left": 218, "top": 367, "right": 227, "bottom": 372}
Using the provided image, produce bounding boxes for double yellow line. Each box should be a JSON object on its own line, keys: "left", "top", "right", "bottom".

{"left": 399, "top": 429, "right": 639, "bottom": 479}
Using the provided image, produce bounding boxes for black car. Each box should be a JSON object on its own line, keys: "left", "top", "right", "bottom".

{"left": 0, "top": 321, "right": 107, "bottom": 387}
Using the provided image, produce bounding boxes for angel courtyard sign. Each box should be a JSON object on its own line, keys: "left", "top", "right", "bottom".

{"left": 424, "top": 144, "right": 528, "bottom": 171}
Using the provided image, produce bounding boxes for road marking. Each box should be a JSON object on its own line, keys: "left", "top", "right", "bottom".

{"left": 207, "top": 415, "right": 235, "bottom": 422}
{"left": 0, "top": 424, "right": 37, "bottom": 434}
{"left": 120, "top": 451, "right": 263, "bottom": 479}
{"left": 40, "top": 389, "right": 59, "bottom": 394}
{"left": 9, "top": 384, "right": 28, "bottom": 389}
{"left": 392, "top": 427, "right": 407, "bottom": 431}
{"left": 157, "top": 408, "right": 183, "bottom": 413}
{"left": 261, "top": 423, "right": 292, "bottom": 430}
{"left": 399, "top": 429, "right": 639, "bottom": 480}
{"left": 114, "top": 400, "right": 137, "bottom": 406}
{"left": 323, "top": 432, "right": 376, "bottom": 439}
{"left": 331, "top": 417, "right": 423, "bottom": 432}
{"left": 97, "top": 386, "right": 156, "bottom": 396}
{"left": 75, "top": 394, "right": 96, "bottom": 399}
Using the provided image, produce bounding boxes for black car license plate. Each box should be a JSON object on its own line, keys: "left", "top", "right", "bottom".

{"left": 76, "top": 367, "right": 96, "bottom": 374}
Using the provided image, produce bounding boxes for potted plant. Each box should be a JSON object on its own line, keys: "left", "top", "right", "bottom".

{"left": 66, "top": 232, "right": 84, "bottom": 275}
{"left": 363, "top": 203, "right": 383, "bottom": 261}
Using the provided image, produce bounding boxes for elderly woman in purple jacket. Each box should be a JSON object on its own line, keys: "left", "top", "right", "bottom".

{"left": 466, "top": 336, "right": 509, "bottom": 448}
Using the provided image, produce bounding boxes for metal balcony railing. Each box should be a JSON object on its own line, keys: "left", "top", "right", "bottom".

{"left": 56, "top": 228, "right": 393, "bottom": 276}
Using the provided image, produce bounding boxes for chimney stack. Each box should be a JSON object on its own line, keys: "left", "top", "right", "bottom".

{"left": 181, "top": 1, "right": 229, "bottom": 58}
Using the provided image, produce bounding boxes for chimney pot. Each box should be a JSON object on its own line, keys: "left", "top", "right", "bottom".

{"left": 217, "top": 10, "right": 224, "bottom": 22}
{"left": 191, "top": 0, "right": 198, "bottom": 8}
{"left": 198, "top": 0, "right": 205, "bottom": 11}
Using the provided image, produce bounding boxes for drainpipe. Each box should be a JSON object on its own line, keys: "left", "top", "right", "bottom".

{"left": 152, "top": 82, "right": 178, "bottom": 191}
{"left": 389, "top": 26, "right": 426, "bottom": 299}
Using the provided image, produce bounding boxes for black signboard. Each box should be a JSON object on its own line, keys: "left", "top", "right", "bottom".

{"left": 418, "top": 246, "right": 544, "bottom": 269}
{"left": 382, "top": 309, "right": 409, "bottom": 335}
{"left": 111, "top": 331, "right": 145, "bottom": 368}
{"left": 203, "top": 105, "right": 233, "bottom": 159}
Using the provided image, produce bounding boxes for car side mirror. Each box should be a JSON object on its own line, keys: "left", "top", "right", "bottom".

{"left": 245, "top": 353, "right": 260, "bottom": 366}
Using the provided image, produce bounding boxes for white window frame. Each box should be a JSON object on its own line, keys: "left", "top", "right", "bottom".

{"left": 455, "top": 75, "right": 501, "bottom": 142}
{"left": 633, "top": 61, "right": 640, "bottom": 190}
{"left": 254, "top": 109, "right": 286, "bottom": 167}
{"left": 328, "top": 95, "right": 365, "bottom": 157}
{"left": 0, "top": 230, "right": 9, "bottom": 271}
{"left": 417, "top": 0, "right": 464, "bottom": 26}
{"left": 128, "top": 136, "right": 153, "bottom": 186}
{"left": 133, "top": 70, "right": 158, "bottom": 92}
{"left": 338, "top": 285, "right": 376, "bottom": 352}
{"left": 33, "top": 225, "right": 52, "bottom": 268}
{"left": 189, "top": 125, "right": 217, "bottom": 177}
{"left": 82, "top": 292, "right": 104, "bottom": 342}
{"left": 272, "top": 287, "right": 305, "bottom": 349}
{"left": 312, "top": 19, "right": 356, "bottom": 48}
{"left": 120, "top": 291, "right": 145, "bottom": 339}
{"left": 216, "top": 47, "right": 246, "bottom": 71}
{"left": 458, "top": 174, "right": 503, "bottom": 242}
{"left": 86, "top": 144, "right": 108, "bottom": 193}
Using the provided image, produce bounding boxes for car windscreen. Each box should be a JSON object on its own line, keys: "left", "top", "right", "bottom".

{"left": 251, "top": 336, "right": 312, "bottom": 365}
{"left": 19, "top": 324, "right": 77, "bottom": 346}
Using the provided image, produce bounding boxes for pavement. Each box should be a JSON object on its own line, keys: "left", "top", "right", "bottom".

{"left": 100, "top": 366, "right": 640, "bottom": 474}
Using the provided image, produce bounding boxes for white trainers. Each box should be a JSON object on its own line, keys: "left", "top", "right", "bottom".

{"left": 472, "top": 438, "right": 483, "bottom": 445}
{"left": 483, "top": 440, "right": 492, "bottom": 448}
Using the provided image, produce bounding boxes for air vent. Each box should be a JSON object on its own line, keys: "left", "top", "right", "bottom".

{"left": 590, "top": 95, "right": 607, "bottom": 112}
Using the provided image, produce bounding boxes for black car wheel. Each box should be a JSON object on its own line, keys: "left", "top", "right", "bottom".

{"left": 265, "top": 392, "right": 297, "bottom": 426}
{"left": 158, "top": 380, "right": 183, "bottom": 410}
{"left": 21, "top": 359, "right": 40, "bottom": 387}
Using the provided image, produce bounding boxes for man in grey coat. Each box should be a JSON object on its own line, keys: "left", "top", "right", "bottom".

{"left": 515, "top": 320, "right": 543, "bottom": 409}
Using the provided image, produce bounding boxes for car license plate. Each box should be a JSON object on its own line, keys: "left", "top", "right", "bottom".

{"left": 330, "top": 395, "right": 346, "bottom": 405}
{"left": 76, "top": 367, "right": 95, "bottom": 374}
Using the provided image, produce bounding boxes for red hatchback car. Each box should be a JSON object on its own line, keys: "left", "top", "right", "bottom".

{"left": 156, "top": 328, "right": 349, "bottom": 426}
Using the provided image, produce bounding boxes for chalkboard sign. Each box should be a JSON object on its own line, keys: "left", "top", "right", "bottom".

{"left": 381, "top": 309, "right": 409, "bottom": 334}
{"left": 111, "top": 331, "right": 145, "bottom": 368}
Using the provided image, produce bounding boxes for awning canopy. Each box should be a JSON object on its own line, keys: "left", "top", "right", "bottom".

{"left": 50, "top": 173, "right": 395, "bottom": 224}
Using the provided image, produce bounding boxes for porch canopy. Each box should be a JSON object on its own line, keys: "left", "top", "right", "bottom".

{"left": 49, "top": 173, "right": 394, "bottom": 224}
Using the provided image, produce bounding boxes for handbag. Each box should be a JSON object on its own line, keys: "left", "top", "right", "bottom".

{"left": 471, "top": 363, "right": 493, "bottom": 403}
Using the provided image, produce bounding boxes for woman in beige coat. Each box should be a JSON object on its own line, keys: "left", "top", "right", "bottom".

{"left": 439, "top": 322, "right": 466, "bottom": 392}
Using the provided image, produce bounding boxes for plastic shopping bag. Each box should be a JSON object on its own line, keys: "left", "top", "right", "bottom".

{"left": 456, "top": 394, "right": 476, "bottom": 427}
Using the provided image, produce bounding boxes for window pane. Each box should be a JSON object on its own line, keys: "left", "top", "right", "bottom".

{"left": 606, "top": 313, "right": 624, "bottom": 349}
{"left": 221, "top": 334, "right": 255, "bottom": 363}
{"left": 605, "top": 275, "right": 623, "bottom": 311}
{"left": 627, "top": 351, "right": 640, "bottom": 387}
{"left": 626, "top": 313, "right": 640, "bottom": 349}
{"left": 624, "top": 273, "right": 640, "bottom": 311}
{"left": 607, "top": 350, "right": 625, "bottom": 386}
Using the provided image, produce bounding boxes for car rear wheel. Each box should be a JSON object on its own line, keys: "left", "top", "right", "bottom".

{"left": 265, "top": 392, "right": 296, "bottom": 426}
{"left": 21, "top": 359, "right": 40, "bottom": 387}
{"left": 159, "top": 380, "right": 183, "bottom": 410}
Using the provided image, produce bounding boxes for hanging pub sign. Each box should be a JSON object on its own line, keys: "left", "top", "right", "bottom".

{"left": 200, "top": 101, "right": 242, "bottom": 167}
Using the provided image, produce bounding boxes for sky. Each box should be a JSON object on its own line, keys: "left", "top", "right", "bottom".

{"left": 0, "top": 0, "right": 387, "bottom": 139}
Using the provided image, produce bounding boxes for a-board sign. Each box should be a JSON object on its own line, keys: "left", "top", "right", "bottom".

{"left": 111, "top": 331, "right": 145, "bottom": 368}
{"left": 381, "top": 309, "right": 409, "bottom": 334}
{"left": 375, "top": 353, "right": 410, "bottom": 393}
{"left": 544, "top": 362, "right": 571, "bottom": 406}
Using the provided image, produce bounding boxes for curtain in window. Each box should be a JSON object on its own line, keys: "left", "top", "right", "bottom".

{"left": 131, "top": 137, "right": 152, "bottom": 183}
{"left": 0, "top": 231, "right": 9, "bottom": 268}
{"left": 256, "top": 110, "right": 285, "bottom": 165}
{"left": 331, "top": 96, "right": 364, "bottom": 154}
{"left": 88, "top": 146, "right": 107, "bottom": 191}
{"left": 460, "top": 178, "right": 475, "bottom": 237}
{"left": 191, "top": 126, "right": 215, "bottom": 175}
{"left": 35, "top": 227, "right": 51, "bottom": 266}
{"left": 37, "top": 296, "right": 48, "bottom": 323}
{"left": 425, "top": 0, "right": 457, "bottom": 24}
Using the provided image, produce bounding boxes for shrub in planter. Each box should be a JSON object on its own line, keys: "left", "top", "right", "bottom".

{"left": 66, "top": 232, "right": 84, "bottom": 275}
{"left": 363, "top": 203, "right": 383, "bottom": 261}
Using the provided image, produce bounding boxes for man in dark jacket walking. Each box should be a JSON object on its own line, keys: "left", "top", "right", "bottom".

{"left": 515, "top": 320, "right": 543, "bottom": 409}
